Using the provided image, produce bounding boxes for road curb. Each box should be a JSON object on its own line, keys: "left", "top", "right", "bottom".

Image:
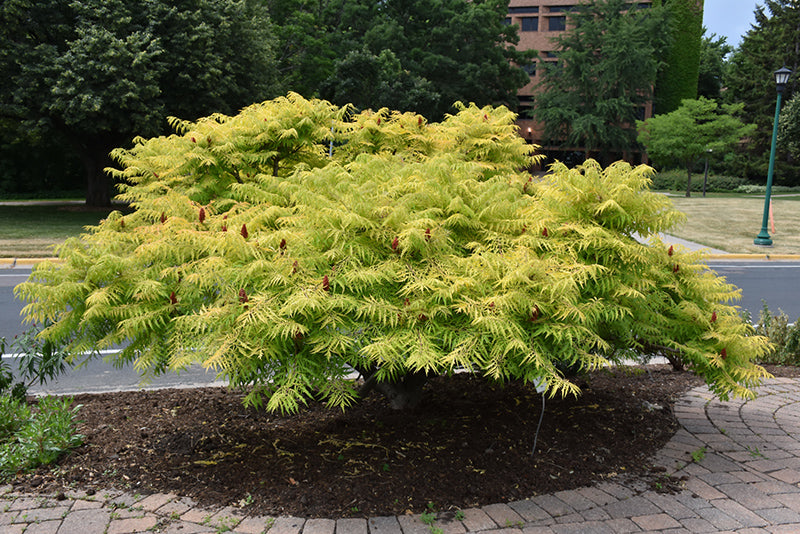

{"left": 706, "top": 254, "right": 800, "bottom": 260}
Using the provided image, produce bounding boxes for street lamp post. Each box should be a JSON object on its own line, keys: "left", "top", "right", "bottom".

{"left": 754, "top": 66, "right": 793, "bottom": 246}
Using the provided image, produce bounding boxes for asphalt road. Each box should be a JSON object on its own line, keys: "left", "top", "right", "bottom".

{"left": 2, "top": 261, "right": 799, "bottom": 395}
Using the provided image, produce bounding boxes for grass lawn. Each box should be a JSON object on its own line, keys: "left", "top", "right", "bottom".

{"left": 0, "top": 203, "right": 124, "bottom": 258}
{"left": 667, "top": 194, "right": 800, "bottom": 255}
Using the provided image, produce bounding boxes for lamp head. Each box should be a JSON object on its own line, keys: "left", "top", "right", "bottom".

{"left": 774, "top": 66, "right": 792, "bottom": 92}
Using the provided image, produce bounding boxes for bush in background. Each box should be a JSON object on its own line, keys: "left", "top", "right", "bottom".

{"left": 754, "top": 302, "right": 800, "bottom": 366}
{"left": 735, "top": 184, "right": 800, "bottom": 194}
{"left": 651, "top": 169, "right": 747, "bottom": 193}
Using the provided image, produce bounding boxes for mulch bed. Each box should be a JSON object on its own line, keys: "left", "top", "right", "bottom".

{"left": 10, "top": 364, "right": 799, "bottom": 518}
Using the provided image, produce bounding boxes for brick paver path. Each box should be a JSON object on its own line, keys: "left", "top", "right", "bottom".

{"left": 3, "top": 377, "right": 800, "bottom": 533}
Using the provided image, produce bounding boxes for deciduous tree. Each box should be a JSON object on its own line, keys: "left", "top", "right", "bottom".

{"left": 637, "top": 97, "right": 755, "bottom": 196}
{"left": 0, "top": 0, "right": 276, "bottom": 206}
{"left": 532, "top": 0, "right": 670, "bottom": 164}
{"left": 17, "top": 94, "right": 770, "bottom": 413}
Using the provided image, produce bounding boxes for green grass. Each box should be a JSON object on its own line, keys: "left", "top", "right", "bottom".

{"left": 667, "top": 194, "right": 800, "bottom": 255}
{"left": 0, "top": 204, "right": 123, "bottom": 258}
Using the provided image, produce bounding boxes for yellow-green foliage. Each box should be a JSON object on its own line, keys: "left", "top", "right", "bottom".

{"left": 16, "top": 93, "right": 770, "bottom": 413}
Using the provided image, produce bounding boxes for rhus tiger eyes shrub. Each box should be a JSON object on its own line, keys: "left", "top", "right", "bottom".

{"left": 16, "top": 93, "right": 771, "bottom": 414}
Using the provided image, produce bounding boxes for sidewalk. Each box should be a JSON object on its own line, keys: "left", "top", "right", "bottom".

{"left": 3, "top": 377, "right": 800, "bottom": 533}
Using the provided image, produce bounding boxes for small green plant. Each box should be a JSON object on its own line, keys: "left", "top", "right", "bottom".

{"left": 454, "top": 510, "right": 465, "bottom": 521}
{"left": 1, "top": 323, "right": 73, "bottom": 401}
{"left": 420, "top": 511, "right": 436, "bottom": 525}
{"left": 755, "top": 302, "right": 800, "bottom": 366}
{"left": 381, "top": 463, "right": 390, "bottom": 472}
{"left": 214, "top": 516, "right": 237, "bottom": 533}
{"left": 746, "top": 445, "right": 766, "bottom": 459}
{"left": 0, "top": 396, "right": 83, "bottom": 478}
{"left": 691, "top": 446, "right": 706, "bottom": 463}
{"left": 719, "top": 428, "right": 727, "bottom": 435}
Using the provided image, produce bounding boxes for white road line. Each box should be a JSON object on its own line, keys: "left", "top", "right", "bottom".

{"left": 2, "top": 348, "right": 122, "bottom": 360}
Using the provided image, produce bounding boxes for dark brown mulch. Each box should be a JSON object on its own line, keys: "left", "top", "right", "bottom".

{"left": 11, "top": 365, "right": 799, "bottom": 518}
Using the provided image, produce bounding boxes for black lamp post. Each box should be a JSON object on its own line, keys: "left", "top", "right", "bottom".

{"left": 754, "top": 66, "right": 792, "bottom": 246}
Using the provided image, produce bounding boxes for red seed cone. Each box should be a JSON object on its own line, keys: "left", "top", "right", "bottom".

{"left": 241, "top": 224, "right": 248, "bottom": 239}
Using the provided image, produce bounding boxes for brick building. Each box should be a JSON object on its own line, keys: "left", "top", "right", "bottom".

{"left": 506, "top": 1, "right": 654, "bottom": 163}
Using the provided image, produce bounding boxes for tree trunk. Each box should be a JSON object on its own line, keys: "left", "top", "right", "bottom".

{"left": 685, "top": 164, "right": 693, "bottom": 197}
{"left": 82, "top": 149, "right": 111, "bottom": 207}
{"left": 56, "top": 125, "right": 115, "bottom": 207}
{"left": 357, "top": 368, "right": 429, "bottom": 410}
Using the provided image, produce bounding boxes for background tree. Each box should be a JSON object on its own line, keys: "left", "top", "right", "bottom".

{"left": 697, "top": 31, "right": 733, "bottom": 101}
{"left": 0, "top": 0, "right": 276, "bottom": 206}
{"left": 724, "top": 0, "right": 799, "bottom": 184}
{"left": 778, "top": 92, "right": 800, "bottom": 160}
{"left": 311, "top": 0, "right": 535, "bottom": 120}
{"left": 318, "top": 48, "right": 440, "bottom": 116}
{"left": 532, "top": 0, "right": 670, "bottom": 164}
{"left": 637, "top": 97, "right": 755, "bottom": 196}
{"left": 652, "top": 0, "right": 705, "bottom": 113}
{"left": 17, "top": 94, "right": 770, "bottom": 413}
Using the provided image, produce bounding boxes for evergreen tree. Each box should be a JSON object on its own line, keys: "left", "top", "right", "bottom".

{"left": 0, "top": 0, "right": 276, "bottom": 206}
{"left": 533, "top": 0, "right": 670, "bottom": 163}
{"left": 725, "top": 0, "right": 800, "bottom": 183}
{"left": 697, "top": 31, "right": 733, "bottom": 101}
{"left": 778, "top": 92, "right": 800, "bottom": 160}
{"left": 17, "top": 94, "right": 770, "bottom": 413}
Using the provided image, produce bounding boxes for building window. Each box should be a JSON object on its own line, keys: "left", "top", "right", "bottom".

{"left": 522, "top": 62, "right": 537, "bottom": 77}
{"left": 503, "top": 17, "right": 512, "bottom": 26}
{"left": 509, "top": 6, "right": 539, "bottom": 14}
{"left": 548, "top": 15, "right": 566, "bottom": 31}
{"left": 521, "top": 17, "right": 538, "bottom": 31}
{"left": 547, "top": 6, "right": 570, "bottom": 13}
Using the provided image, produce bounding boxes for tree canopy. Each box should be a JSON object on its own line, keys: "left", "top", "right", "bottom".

{"left": 532, "top": 0, "right": 670, "bottom": 163}
{"left": 0, "top": 0, "right": 276, "bottom": 205}
{"left": 637, "top": 97, "right": 755, "bottom": 196}
{"left": 270, "top": 0, "right": 535, "bottom": 120}
{"left": 724, "top": 0, "right": 799, "bottom": 183}
{"left": 697, "top": 31, "right": 733, "bottom": 102}
{"left": 778, "top": 92, "right": 800, "bottom": 160}
{"left": 17, "top": 94, "right": 770, "bottom": 413}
